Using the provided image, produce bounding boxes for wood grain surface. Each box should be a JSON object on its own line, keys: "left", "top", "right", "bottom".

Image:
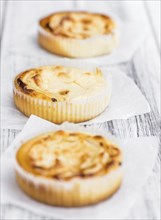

{"left": 1, "top": 1, "right": 160, "bottom": 219}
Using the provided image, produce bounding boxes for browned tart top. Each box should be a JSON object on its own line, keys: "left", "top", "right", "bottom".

{"left": 14, "top": 65, "right": 106, "bottom": 102}
{"left": 40, "top": 11, "right": 116, "bottom": 39}
{"left": 16, "top": 130, "right": 122, "bottom": 181}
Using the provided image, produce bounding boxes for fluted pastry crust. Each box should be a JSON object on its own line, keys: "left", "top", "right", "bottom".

{"left": 15, "top": 130, "right": 123, "bottom": 206}
{"left": 38, "top": 11, "right": 119, "bottom": 57}
{"left": 13, "top": 65, "right": 111, "bottom": 123}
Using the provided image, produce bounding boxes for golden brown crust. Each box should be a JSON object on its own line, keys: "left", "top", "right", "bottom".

{"left": 39, "top": 11, "right": 116, "bottom": 39}
{"left": 16, "top": 130, "right": 122, "bottom": 181}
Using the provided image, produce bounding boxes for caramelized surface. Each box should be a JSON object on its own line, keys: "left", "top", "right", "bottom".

{"left": 17, "top": 130, "right": 122, "bottom": 180}
{"left": 40, "top": 11, "right": 116, "bottom": 39}
{"left": 15, "top": 66, "right": 106, "bottom": 102}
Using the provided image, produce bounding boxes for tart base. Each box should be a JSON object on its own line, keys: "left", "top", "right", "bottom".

{"left": 13, "top": 88, "right": 110, "bottom": 124}
{"left": 16, "top": 168, "right": 123, "bottom": 207}
{"left": 38, "top": 28, "right": 119, "bottom": 58}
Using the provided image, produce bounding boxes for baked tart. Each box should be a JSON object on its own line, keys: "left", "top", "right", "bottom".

{"left": 13, "top": 65, "right": 111, "bottom": 124}
{"left": 38, "top": 11, "right": 118, "bottom": 58}
{"left": 15, "top": 130, "right": 123, "bottom": 207}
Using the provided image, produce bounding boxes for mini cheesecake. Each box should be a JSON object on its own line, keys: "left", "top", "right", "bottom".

{"left": 38, "top": 11, "right": 118, "bottom": 58}
{"left": 13, "top": 65, "right": 111, "bottom": 124}
{"left": 15, "top": 130, "right": 123, "bottom": 207}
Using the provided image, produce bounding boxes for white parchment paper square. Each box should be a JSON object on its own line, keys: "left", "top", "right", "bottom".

{"left": 2, "top": 1, "right": 146, "bottom": 65}
{"left": 1, "top": 115, "right": 159, "bottom": 220}
{"left": 1, "top": 58, "right": 150, "bottom": 129}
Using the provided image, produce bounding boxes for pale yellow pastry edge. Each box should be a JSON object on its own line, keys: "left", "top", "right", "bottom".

{"left": 13, "top": 85, "right": 111, "bottom": 124}
{"left": 38, "top": 26, "right": 119, "bottom": 58}
{"left": 15, "top": 159, "right": 123, "bottom": 207}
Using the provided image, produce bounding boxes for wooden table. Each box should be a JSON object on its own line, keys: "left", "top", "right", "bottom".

{"left": 1, "top": 1, "right": 160, "bottom": 219}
